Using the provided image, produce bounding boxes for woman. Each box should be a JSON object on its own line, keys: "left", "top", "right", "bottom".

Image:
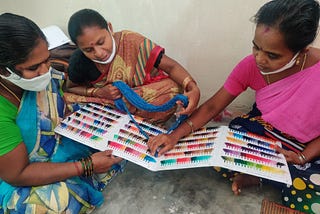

{"left": 65, "top": 9, "right": 200, "bottom": 125}
{"left": 147, "top": 0, "right": 320, "bottom": 213}
{"left": 0, "top": 13, "right": 124, "bottom": 213}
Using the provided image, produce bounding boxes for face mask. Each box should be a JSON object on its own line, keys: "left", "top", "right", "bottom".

{"left": 92, "top": 34, "right": 116, "bottom": 64}
{"left": 0, "top": 67, "right": 52, "bottom": 91}
{"left": 260, "top": 52, "right": 300, "bottom": 75}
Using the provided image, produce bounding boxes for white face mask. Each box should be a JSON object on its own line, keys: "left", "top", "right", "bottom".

{"left": 0, "top": 67, "right": 52, "bottom": 91}
{"left": 92, "top": 34, "right": 116, "bottom": 64}
{"left": 260, "top": 52, "right": 300, "bottom": 75}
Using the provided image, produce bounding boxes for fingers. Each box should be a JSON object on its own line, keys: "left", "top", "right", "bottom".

{"left": 274, "top": 145, "right": 284, "bottom": 154}
{"left": 100, "top": 84, "right": 121, "bottom": 99}
{"left": 147, "top": 136, "right": 161, "bottom": 156}
{"left": 104, "top": 150, "right": 113, "bottom": 156}
{"left": 275, "top": 147, "right": 299, "bottom": 164}
{"left": 147, "top": 135, "right": 167, "bottom": 156}
{"left": 158, "top": 144, "right": 173, "bottom": 156}
{"left": 112, "top": 156, "right": 123, "bottom": 164}
{"left": 178, "top": 106, "right": 191, "bottom": 115}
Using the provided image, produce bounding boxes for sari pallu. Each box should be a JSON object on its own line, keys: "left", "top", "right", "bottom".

{"left": 64, "top": 30, "right": 182, "bottom": 125}
{"left": 0, "top": 71, "right": 125, "bottom": 214}
{"left": 255, "top": 61, "right": 320, "bottom": 143}
{"left": 229, "top": 105, "right": 320, "bottom": 214}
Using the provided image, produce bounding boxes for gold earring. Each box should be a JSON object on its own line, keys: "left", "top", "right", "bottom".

{"left": 296, "top": 56, "right": 301, "bottom": 66}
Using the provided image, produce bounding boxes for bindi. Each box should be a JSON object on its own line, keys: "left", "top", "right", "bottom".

{"left": 263, "top": 26, "right": 270, "bottom": 33}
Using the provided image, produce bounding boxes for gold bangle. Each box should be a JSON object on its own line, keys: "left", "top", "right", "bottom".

{"left": 298, "top": 152, "right": 307, "bottom": 165}
{"left": 92, "top": 88, "right": 99, "bottom": 97}
{"left": 182, "top": 76, "right": 196, "bottom": 91}
{"left": 87, "top": 88, "right": 95, "bottom": 97}
{"left": 185, "top": 119, "right": 194, "bottom": 133}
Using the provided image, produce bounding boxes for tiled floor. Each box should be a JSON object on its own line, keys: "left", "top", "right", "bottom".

{"left": 94, "top": 162, "right": 281, "bottom": 214}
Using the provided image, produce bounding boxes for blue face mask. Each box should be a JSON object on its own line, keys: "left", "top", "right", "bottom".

{"left": 0, "top": 67, "right": 51, "bottom": 91}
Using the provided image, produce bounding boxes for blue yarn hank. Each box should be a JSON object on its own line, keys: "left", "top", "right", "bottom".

{"left": 112, "top": 81, "right": 188, "bottom": 139}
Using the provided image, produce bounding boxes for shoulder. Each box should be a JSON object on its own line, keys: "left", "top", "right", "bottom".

{"left": 0, "top": 96, "right": 17, "bottom": 116}
{"left": 232, "top": 55, "right": 258, "bottom": 76}
{"left": 117, "top": 30, "right": 150, "bottom": 44}
{"left": 0, "top": 97, "right": 22, "bottom": 156}
{"left": 306, "top": 47, "right": 320, "bottom": 68}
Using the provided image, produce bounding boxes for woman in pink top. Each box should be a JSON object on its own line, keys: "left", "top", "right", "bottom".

{"left": 148, "top": 0, "right": 320, "bottom": 213}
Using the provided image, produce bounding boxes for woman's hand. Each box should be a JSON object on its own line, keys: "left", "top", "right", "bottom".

{"left": 91, "top": 150, "right": 123, "bottom": 174}
{"left": 147, "top": 134, "right": 179, "bottom": 157}
{"left": 95, "top": 84, "right": 122, "bottom": 100}
{"left": 275, "top": 146, "right": 305, "bottom": 165}
{"left": 178, "top": 82, "right": 200, "bottom": 115}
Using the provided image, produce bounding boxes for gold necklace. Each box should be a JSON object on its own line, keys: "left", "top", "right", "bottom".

{"left": 266, "top": 53, "right": 307, "bottom": 85}
{"left": 266, "top": 74, "right": 271, "bottom": 85}
{"left": 0, "top": 80, "right": 21, "bottom": 103}
{"left": 300, "top": 53, "right": 307, "bottom": 71}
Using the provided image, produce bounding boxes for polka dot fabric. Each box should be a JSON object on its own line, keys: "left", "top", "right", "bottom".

{"left": 282, "top": 165, "right": 320, "bottom": 214}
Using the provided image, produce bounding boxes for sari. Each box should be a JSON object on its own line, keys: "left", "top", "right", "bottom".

{"left": 65, "top": 30, "right": 182, "bottom": 125}
{"left": 217, "top": 59, "right": 320, "bottom": 213}
{"left": 256, "top": 61, "right": 320, "bottom": 143}
{"left": 229, "top": 105, "right": 320, "bottom": 214}
{"left": 0, "top": 70, "right": 125, "bottom": 214}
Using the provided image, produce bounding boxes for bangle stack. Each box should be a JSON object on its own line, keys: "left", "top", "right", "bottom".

{"left": 79, "top": 156, "right": 94, "bottom": 177}
{"left": 92, "top": 88, "right": 99, "bottom": 97}
{"left": 297, "top": 152, "right": 307, "bottom": 165}
{"left": 86, "top": 87, "right": 100, "bottom": 97}
{"left": 182, "top": 76, "right": 197, "bottom": 91}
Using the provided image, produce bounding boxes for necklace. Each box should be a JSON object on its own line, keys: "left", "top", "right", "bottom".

{"left": 300, "top": 52, "right": 307, "bottom": 71}
{"left": 0, "top": 80, "right": 21, "bottom": 103}
{"left": 266, "top": 52, "right": 307, "bottom": 85}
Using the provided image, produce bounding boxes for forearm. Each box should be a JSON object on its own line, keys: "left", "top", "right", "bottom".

{"left": 9, "top": 161, "right": 81, "bottom": 187}
{"left": 158, "top": 55, "right": 196, "bottom": 90}
{"left": 66, "top": 85, "right": 98, "bottom": 97}
{"left": 301, "top": 136, "right": 320, "bottom": 163}
{"left": 171, "top": 87, "right": 236, "bottom": 139}
{"left": 171, "top": 101, "right": 220, "bottom": 140}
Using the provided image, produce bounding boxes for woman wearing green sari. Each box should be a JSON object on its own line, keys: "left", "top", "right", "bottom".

{"left": 0, "top": 13, "right": 125, "bottom": 213}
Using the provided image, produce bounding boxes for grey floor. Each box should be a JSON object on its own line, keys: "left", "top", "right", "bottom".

{"left": 94, "top": 162, "right": 281, "bottom": 214}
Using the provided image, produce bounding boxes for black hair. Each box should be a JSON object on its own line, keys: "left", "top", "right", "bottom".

{"left": 0, "top": 13, "right": 47, "bottom": 71}
{"left": 253, "top": 0, "right": 320, "bottom": 53}
{"left": 68, "top": 9, "right": 108, "bottom": 45}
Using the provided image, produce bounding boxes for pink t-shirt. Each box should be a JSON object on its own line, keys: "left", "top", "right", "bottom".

{"left": 223, "top": 54, "right": 266, "bottom": 96}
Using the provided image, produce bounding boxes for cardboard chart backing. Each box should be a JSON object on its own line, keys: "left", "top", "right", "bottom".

{"left": 54, "top": 103, "right": 292, "bottom": 185}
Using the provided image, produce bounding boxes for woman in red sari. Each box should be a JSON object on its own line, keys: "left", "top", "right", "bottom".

{"left": 65, "top": 9, "right": 200, "bottom": 125}
{"left": 148, "top": 0, "right": 320, "bottom": 213}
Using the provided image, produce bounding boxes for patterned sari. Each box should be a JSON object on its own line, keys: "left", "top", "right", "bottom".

{"left": 64, "top": 30, "right": 182, "bottom": 125}
{"left": 229, "top": 104, "right": 320, "bottom": 214}
{"left": 0, "top": 70, "right": 125, "bottom": 214}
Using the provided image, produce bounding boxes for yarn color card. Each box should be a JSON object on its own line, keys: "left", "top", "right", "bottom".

{"left": 54, "top": 103, "right": 292, "bottom": 185}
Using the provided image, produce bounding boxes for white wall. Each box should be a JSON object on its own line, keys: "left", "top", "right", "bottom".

{"left": 1, "top": 0, "right": 318, "bottom": 113}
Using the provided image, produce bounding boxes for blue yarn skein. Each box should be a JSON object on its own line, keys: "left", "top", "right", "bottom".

{"left": 112, "top": 81, "right": 188, "bottom": 139}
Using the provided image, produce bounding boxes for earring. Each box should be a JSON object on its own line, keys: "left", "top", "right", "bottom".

{"left": 296, "top": 56, "right": 301, "bottom": 66}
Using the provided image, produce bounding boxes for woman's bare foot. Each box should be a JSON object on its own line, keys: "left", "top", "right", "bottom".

{"left": 231, "top": 174, "right": 261, "bottom": 195}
